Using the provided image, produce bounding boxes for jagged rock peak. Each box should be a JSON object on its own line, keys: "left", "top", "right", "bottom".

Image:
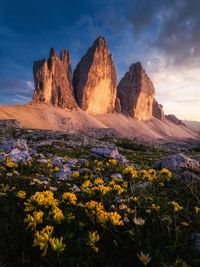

{"left": 49, "top": 48, "right": 57, "bottom": 58}
{"left": 153, "top": 99, "right": 165, "bottom": 121}
{"left": 73, "top": 36, "right": 117, "bottom": 115}
{"left": 32, "top": 48, "right": 77, "bottom": 109}
{"left": 117, "top": 62, "right": 155, "bottom": 120}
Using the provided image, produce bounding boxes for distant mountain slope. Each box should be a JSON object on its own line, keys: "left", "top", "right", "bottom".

{"left": 183, "top": 120, "right": 200, "bottom": 133}
{"left": 0, "top": 104, "right": 198, "bottom": 141}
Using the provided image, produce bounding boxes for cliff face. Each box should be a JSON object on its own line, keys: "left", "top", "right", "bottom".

{"left": 73, "top": 37, "right": 117, "bottom": 115}
{"left": 117, "top": 62, "right": 155, "bottom": 120}
{"left": 153, "top": 99, "right": 165, "bottom": 121}
{"left": 32, "top": 48, "right": 77, "bottom": 109}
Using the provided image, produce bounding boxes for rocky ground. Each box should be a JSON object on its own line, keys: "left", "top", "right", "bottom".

{"left": 0, "top": 122, "right": 200, "bottom": 267}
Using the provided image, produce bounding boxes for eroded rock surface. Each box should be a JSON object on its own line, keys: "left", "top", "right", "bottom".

{"left": 153, "top": 99, "right": 165, "bottom": 121}
{"left": 91, "top": 147, "right": 128, "bottom": 165}
{"left": 117, "top": 62, "right": 155, "bottom": 120}
{"left": 32, "top": 48, "right": 77, "bottom": 109}
{"left": 0, "top": 139, "right": 31, "bottom": 163}
{"left": 73, "top": 36, "right": 117, "bottom": 114}
{"left": 165, "top": 114, "right": 184, "bottom": 125}
{"left": 154, "top": 153, "right": 200, "bottom": 171}
{"left": 0, "top": 119, "right": 21, "bottom": 128}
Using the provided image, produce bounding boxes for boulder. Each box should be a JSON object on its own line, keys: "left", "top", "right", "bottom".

{"left": 154, "top": 153, "right": 200, "bottom": 171}
{"left": 32, "top": 48, "right": 77, "bottom": 109}
{"left": 0, "top": 139, "right": 29, "bottom": 154}
{"left": 91, "top": 147, "right": 128, "bottom": 165}
{"left": 180, "top": 171, "right": 200, "bottom": 184}
{"left": 73, "top": 36, "right": 117, "bottom": 114}
{"left": 117, "top": 62, "right": 155, "bottom": 120}
{"left": 0, "top": 139, "right": 31, "bottom": 163}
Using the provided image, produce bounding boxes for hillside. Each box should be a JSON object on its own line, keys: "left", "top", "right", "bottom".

{"left": 184, "top": 120, "right": 200, "bottom": 133}
{"left": 0, "top": 103, "right": 198, "bottom": 141}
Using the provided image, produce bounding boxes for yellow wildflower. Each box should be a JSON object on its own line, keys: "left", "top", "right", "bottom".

{"left": 194, "top": 207, "right": 200, "bottom": 214}
{"left": 94, "top": 178, "right": 104, "bottom": 186}
{"left": 169, "top": 201, "right": 183, "bottom": 212}
{"left": 70, "top": 171, "right": 80, "bottom": 179}
{"left": 53, "top": 166, "right": 60, "bottom": 172}
{"left": 151, "top": 204, "right": 160, "bottom": 212}
{"left": 49, "top": 237, "right": 66, "bottom": 253}
{"left": 95, "top": 185, "right": 110, "bottom": 196}
{"left": 160, "top": 168, "right": 172, "bottom": 178}
{"left": 24, "top": 214, "right": 36, "bottom": 229}
{"left": 5, "top": 157, "right": 17, "bottom": 168}
{"left": 108, "top": 159, "right": 118, "bottom": 165}
{"left": 85, "top": 200, "right": 104, "bottom": 216}
{"left": 52, "top": 207, "right": 65, "bottom": 222}
{"left": 107, "top": 211, "right": 124, "bottom": 226}
{"left": 123, "top": 166, "right": 138, "bottom": 180}
{"left": 33, "top": 210, "right": 44, "bottom": 224}
{"left": 62, "top": 192, "right": 77, "bottom": 205}
{"left": 141, "top": 169, "right": 156, "bottom": 181}
{"left": 112, "top": 184, "right": 125, "bottom": 195}
{"left": 26, "top": 191, "right": 58, "bottom": 209}
{"left": 87, "top": 231, "right": 100, "bottom": 253}
{"left": 24, "top": 210, "right": 44, "bottom": 229}
{"left": 33, "top": 225, "right": 54, "bottom": 256}
{"left": 137, "top": 251, "right": 151, "bottom": 266}
{"left": 97, "top": 210, "right": 109, "bottom": 224}
{"left": 17, "top": 190, "right": 26, "bottom": 199}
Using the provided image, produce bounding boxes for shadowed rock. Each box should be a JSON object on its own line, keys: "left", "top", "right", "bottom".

{"left": 73, "top": 36, "right": 117, "bottom": 114}
{"left": 117, "top": 62, "right": 155, "bottom": 120}
{"left": 165, "top": 114, "right": 184, "bottom": 125}
{"left": 153, "top": 99, "right": 165, "bottom": 121}
{"left": 32, "top": 48, "right": 77, "bottom": 109}
{"left": 154, "top": 153, "right": 200, "bottom": 171}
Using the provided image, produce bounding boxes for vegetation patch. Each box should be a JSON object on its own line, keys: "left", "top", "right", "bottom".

{"left": 0, "top": 152, "right": 200, "bottom": 267}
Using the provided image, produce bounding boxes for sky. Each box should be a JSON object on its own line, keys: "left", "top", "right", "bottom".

{"left": 0, "top": 0, "right": 200, "bottom": 121}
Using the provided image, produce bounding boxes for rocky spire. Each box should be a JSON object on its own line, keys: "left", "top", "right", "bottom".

{"left": 153, "top": 99, "right": 165, "bottom": 121}
{"left": 32, "top": 48, "right": 76, "bottom": 109}
{"left": 73, "top": 36, "right": 117, "bottom": 114}
{"left": 117, "top": 62, "right": 155, "bottom": 120}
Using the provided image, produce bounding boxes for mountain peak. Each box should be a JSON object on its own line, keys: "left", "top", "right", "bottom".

{"left": 73, "top": 37, "right": 117, "bottom": 114}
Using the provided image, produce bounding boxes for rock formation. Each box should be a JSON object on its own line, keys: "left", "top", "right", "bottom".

{"left": 153, "top": 99, "right": 165, "bottom": 121}
{"left": 165, "top": 114, "right": 184, "bottom": 125}
{"left": 73, "top": 36, "right": 117, "bottom": 114}
{"left": 32, "top": 48, "right": 77, "bottom": 109}
{"left": 117, "top": 62, "right": 155, "bottom": 120}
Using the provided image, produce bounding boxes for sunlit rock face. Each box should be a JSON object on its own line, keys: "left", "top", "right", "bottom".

{"left": 32, "top": 48, "right": 77, "bottom": 109}
{"left": 153, "top": 99, "right": 165, "bottom": 121}
{"left": 73, "top": 37, "right": 117, "bottom": 115}
{"left": 117, "top": 62, "right": 155, "bottom": 120}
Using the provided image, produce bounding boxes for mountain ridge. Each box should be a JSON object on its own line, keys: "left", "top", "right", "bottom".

{"left": 0, "top": 36, "right": 198, "bottom": 141}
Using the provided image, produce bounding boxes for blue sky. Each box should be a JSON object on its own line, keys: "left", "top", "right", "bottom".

{"left": 0, "top": 0, "right": 200, "bottom": 120}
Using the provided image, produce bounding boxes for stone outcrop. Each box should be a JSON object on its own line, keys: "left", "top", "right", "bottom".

{"left": 165, "top": 114, "right": 184, "bottom": 125}
{"left": 32, "top": 48, "right": 77, "bottom": 109}
{"left": 153, "top": 99, "right": 165, "bottom": 121}
{"left": 0, "top": 119, "right": 21, "bottom": 128}
{"left": 154, "top": 153, "right": 200, "bottom": 171}
{"left": 73, "top": 36, "right": 117, "bottom": 114}
{"left": 117, "top": 62, "right": 155, "bottom": 120}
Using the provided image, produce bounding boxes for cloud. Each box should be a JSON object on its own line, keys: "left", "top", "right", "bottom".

{"left": 122, "top": 0, "right": 200, "bottom": 66}
{"left": 0, "top": 80, "right": 34, "bottom": 91}
{"left": 175, "top": 99, "right": 199, "bottom": 103}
